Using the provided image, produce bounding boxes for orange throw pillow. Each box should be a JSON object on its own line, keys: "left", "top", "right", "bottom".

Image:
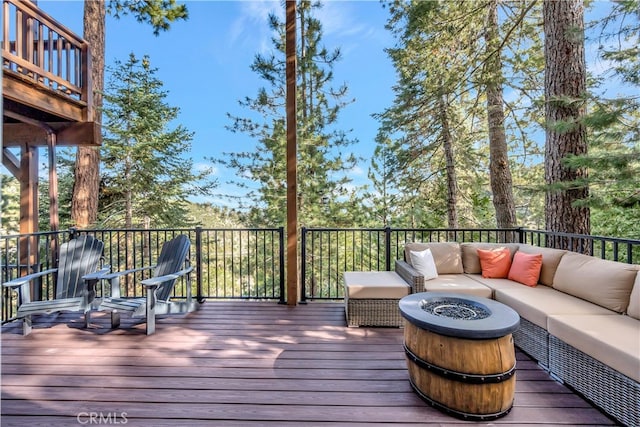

{"left": 508, "top": 251, "right": 543, "bottom": 287}
{"left": 477, "top": 248, "right": 512, "bottom": 278}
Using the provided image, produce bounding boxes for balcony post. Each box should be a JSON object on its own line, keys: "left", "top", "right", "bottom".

{"left": 195, "top": 226, "right": 204, "bottom": 303}
{"left": 300, "top": 227, "right": 307, "bottom": 303}
{"left": 285, "top": 0, "right": 298, "bottom": 305}
{"left": 279, "top": 227, "right": 286, "bottom": 304}
{"left": 385, "top": 226, "right": 392, "bottom": 271}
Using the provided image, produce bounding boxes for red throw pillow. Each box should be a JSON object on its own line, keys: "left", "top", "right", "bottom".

{"left": 508, "top": 251, "right": 543, "bottom": 287}
{"left": 477, "top": 248, "right": 512, "bottom": 278}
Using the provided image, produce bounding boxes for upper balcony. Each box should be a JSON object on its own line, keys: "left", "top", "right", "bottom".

{"left": 2, "top": 0, "right": 97, "bottom": 146}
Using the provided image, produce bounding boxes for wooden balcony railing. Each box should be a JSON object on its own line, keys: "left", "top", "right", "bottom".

{"left": 2, "top": 0, "right": 92, "bottom": 121}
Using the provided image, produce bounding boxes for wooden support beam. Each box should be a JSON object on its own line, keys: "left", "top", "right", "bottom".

{"left": 3, "top": 121, "right": 100, "bottom": 147}
{"left": 47, "top": 132, "right": 59, "bottom": 232}
{"left": 285, "top": 0, "right": 298, "bottom": 306}
{"left": 2, "top": 147, "right": 20, "bottom": 177}
{"left": 5, "top": 110, "right": 61, "bottom": 238}
{"left": 19, "top": 143, "right": 38, "bottom": 235}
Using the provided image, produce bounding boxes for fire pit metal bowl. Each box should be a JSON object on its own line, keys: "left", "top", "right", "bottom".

{"left": 399, "top": 292, "right": 520, "bottom": 421}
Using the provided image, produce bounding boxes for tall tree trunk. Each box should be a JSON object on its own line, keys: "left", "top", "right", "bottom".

{"left": 438, "top": 94, "right": 458, "bottom": 230}
{"left": 485, "top": 0, "right": 517, "bottom": 233}
{"left": 543, "top": 0, "right": 590, "bottom": 245}
{"left": 72, "top": 0, "right": 105, "bottom": 228}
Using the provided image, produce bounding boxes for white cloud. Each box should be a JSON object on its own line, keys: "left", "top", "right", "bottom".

{"left": 194, "top": 162, "right": 218, "bottom": 175}
{"left": 350, "top": 165, "right": 364, "bottom": 176}
{"left": 230, "top": 1, "right": 280, "bottom": 54}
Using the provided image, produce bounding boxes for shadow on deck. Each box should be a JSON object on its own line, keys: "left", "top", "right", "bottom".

{"left": 1, "top": 301, "right": 618, "bottom": 426}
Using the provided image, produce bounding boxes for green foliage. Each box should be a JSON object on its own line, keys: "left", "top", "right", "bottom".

{"left": 187, "top": 203, "right": 245, "bottom": 229}
{"left": 99, "top": 53, "right": 216, "bottom": 228}
{"left": 217, "top": 1, "right": 359, "bottom": 228}
{"left": 364, "top": 132, "right": 402, "bottom": 227}
{"left": 107, "top": 0, "right": 188, "bottom": 35}
{"left": 376, "top": 0, "right": 544, "bottom": 228}
{"left": 0, "top": 174, "right": 20, "bottom": 235}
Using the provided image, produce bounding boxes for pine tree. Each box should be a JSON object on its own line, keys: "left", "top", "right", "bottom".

{"left": 99, "top": 53, "right": 214, "bottom": 228}
{"left": 377, "top": 0, "right": 545, "bottom": 229}
{"left": 72, "top": 0, "right": 188, "bottom": 228}
{"left": 218, "top": 0, "right": 358, "bottom": 228}
{"left": 365, "top": 132, "right": 402, "bottom": 227}
{"left": 484, "top": 0, "right": 517, "bottom": 230}
{"left": 543, "top": 0, "right": 590, "bottom": 239}
{"left": 378, "top": 0, "right": 483, "bottom": 229}
{"left": 561, "top": 0, "right": 640, "bottom": 238}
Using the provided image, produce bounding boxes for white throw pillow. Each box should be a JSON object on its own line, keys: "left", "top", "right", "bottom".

{"left": 409, "top": 248, "right": 438, "bottom": 281}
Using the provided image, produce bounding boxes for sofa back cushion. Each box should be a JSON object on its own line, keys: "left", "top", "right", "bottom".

{"left": 460, "top": 243, "right": 519, "bottom": 274}
{"left": 517, "top": 244, "right": 567, "bottom": 286}
{"left": 404, "top": 242, "right": 463, "bottom": 274}
{"left": 553, "top": 251, "right": 639, "bottom": 313}
{"left": 627, "top": 273, "right": 640, "bottom": 320}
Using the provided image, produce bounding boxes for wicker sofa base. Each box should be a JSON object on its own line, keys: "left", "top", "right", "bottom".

{"left": 549, "top": 335, "right": 639, "bottom": 427}
{"left": 346, "top": 299, "right": 403, "bottom": 327}
{"left": 512, "top": 317, "right": 549, "bottom": 368}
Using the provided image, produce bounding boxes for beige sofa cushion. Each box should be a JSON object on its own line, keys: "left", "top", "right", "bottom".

{"left": 467, "top": 275, "right": 529, "bottom": 294}
{"left": 422, "top": 274, "right": 492, "bottom": 299}
{"left": 517, "top": 244, "right": 567, "bottom": 286}
{"left": 460, "top": 243, "right": 519, "bottom": 274}
{"left": 627, "top": 273, "right": 640, "bottom": 320}
{"left": 343, "top": 271, "right": 410, "bottom": 299}
{"left": 404, "top": 242, "right": 463, "bottom": 274}
{"left": 494, "top": 286, "right": 613, "bottom": 329}
{"left": 548, "top": 314, "right": 640, "bottom": 382}
{"left": 553, "top": 252, "right": 638, "bottom": 313}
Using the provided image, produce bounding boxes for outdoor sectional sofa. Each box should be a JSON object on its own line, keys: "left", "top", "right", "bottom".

{"left": 391, "top": 241, "right": 640, "bottom": 427}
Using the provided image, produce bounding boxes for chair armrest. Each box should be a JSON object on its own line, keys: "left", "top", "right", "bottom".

{"left": 395, "top": 260, "right": 425, "bottom": 293}
{"left": 141, "top": 266, "right": 194, "bottom": 288}
{"left": 98, "top": 265, "right": 155, "bottom": 299}
{"left": 99, "top": 265, "right": 155, "bottom": 281}
{"left": 2, "top": 268, "right": 58, "bottom": 289}
{"left": 82, "top": 265, "right": 112, "bottom": 281}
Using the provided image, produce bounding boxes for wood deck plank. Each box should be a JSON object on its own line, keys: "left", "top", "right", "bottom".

{"left": 1, "top": 301, "right": 617, "bottom": 426}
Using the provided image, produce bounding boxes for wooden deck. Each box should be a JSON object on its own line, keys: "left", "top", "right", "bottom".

{"left": 1, "top": 301, "right": 617, "bottom": 426}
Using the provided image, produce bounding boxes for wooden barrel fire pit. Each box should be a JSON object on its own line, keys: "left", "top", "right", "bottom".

{"left": 399, "top": 292, "right": 520, "bottom": 421}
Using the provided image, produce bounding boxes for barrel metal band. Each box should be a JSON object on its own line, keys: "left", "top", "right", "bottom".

{"left": 403, "top": 343, "right": 516, "bottom": 384}
{"left": 408, "top": 378, "right": 513, "bottom": 421}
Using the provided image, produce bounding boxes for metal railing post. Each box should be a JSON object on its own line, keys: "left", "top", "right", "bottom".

{"left": 385, "top": 226, "right": 392, "bottom": 271}
{"left": 278, "top": 227, "right": 286, "bottom": 304}
{"left": 300, "top": 227, "right": 307, "bottom": 303}
{"left": 195, "top": 226, "right": 204, "bottom": 303}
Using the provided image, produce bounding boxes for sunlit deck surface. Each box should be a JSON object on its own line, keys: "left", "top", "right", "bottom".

{"left": 1, "top": 301, "right": 616, "bottom": 426}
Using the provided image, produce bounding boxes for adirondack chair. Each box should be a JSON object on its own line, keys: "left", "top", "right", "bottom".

{"left": 97, "top": 234, "right": 198, "bottom": 335}
{"left": 2, "top": 235, "right": 109, "bottom": 335}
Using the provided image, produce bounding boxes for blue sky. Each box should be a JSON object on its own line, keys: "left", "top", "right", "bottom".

{"left": 36, "top": 0, "right": 396, "bottom": 206}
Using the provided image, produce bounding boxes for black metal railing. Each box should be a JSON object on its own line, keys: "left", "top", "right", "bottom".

{"left": 300, "top": 227, "right": 640, "bottom": 301}
{"left": 2, "top": 226, "right": 639, "bottom": 321}
{"left": 1, "top": 227, "right": 285, "bottom": 323}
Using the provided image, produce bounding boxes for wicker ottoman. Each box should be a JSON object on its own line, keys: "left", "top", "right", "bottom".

{"left": 344, "top": 271, "right": 411, "bottom": 327}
